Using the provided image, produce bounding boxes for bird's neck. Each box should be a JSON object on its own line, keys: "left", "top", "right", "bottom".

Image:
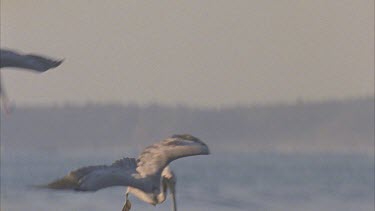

{"left": 156, "top": 178, "right": 168, "bottom": 203}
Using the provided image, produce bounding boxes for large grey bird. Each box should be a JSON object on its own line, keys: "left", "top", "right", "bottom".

{"left": 0, "top": 48, "right": 63, "bottom": 113}
{"left": 45, "top": 134, "right": 210, "bottom": 211}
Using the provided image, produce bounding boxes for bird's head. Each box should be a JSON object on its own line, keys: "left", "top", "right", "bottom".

{"left": 170, "top": 134, "right": 210, "bottom": 155}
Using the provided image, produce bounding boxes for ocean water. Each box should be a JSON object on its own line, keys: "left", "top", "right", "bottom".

{"left": 1, "top": 148, "right": 374, "bottom": 211}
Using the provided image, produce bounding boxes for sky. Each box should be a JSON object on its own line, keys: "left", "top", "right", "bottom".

{"left": 0, "top": 0, "right": 373, "bottom": 107}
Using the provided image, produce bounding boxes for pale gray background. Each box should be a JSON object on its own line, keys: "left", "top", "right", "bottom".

{"left": 1, "top": 0, "right": 373, "bottom": 107}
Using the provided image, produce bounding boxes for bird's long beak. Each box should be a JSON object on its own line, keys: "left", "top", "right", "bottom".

{"left": 169, "top": 181, "right": 177, "bottom": 211}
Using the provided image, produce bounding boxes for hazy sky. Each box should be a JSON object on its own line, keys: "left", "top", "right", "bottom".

{"left": 1, "top": 0, "right": 373, "bottom": 107}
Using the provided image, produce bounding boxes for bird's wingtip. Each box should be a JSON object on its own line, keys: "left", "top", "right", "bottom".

{"left": 54, "top": 59, "right": 64, "bottom": 67}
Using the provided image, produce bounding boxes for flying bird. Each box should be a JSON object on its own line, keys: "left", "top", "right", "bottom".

{"left": 0, "top": 48, "right": 63, "bottom": 113}
{"left": 44, "top": 134, "right": 210, "bottom": 211}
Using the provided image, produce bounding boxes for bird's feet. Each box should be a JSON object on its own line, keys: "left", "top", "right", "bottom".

{"left": 122, "top": 199, "right": 131, "bottom": 211}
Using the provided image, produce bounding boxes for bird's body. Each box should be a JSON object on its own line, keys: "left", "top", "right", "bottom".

{"left": 0, "top": 48, "right": 63, "bottom": 113}
{"left": 45, "top": 134, "right": 210, "bottom": 211}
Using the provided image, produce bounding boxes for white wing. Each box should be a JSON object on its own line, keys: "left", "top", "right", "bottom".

{"left": 46, "top": 158, "right": 141, "bottom": 191}
{"left": 136, "top": 134, "right": 210, "bottom": 177}
{"left": 0, "top": 49, "right": 63, "bottom": 72}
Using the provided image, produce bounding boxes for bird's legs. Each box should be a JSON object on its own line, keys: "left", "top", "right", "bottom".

{"left": 0, "top": 74, "right": 12, "bottom": 115}
{"left": 122, "top": 191, "right": 132, "bottom": 211}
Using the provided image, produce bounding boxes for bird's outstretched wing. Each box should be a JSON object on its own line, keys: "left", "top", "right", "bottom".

{"left": 45, "top": 134, "right": 209, "bottom": 192}
{"left": 0, "top": 49, "right": 63, "bottom": 72}
{"left": 46, "top": 158, "right": 140, "bottom": 191}
{"left": 136, "top": 134, "right": 210, "bottom": 177}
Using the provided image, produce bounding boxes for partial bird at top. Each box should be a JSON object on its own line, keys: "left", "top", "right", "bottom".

{"left": 0, "top": 48, "right": 63, "bottom": 114}
{"left": 0, "top": 48, "right": 63, "bottom": 71}
{"left": 44, "top": 134, "right": 210, "bottom": 211}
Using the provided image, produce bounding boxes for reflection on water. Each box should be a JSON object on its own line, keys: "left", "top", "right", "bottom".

{"left": 1, "top": 148, "right": 374, "bottom": 211}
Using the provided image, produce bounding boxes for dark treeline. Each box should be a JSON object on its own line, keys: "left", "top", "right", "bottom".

{"left": 1, "top": 98, "right": 373, "bottom": 153}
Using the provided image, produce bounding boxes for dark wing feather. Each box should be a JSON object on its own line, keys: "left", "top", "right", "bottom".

{"left": 0, "top": 49, "right": 63, "bottom": 72}
{"left": 46, "top": 158, "right": 140, "bottom": 191}
{"left": 46, "top": 165, "right": 107, "bottom": 190}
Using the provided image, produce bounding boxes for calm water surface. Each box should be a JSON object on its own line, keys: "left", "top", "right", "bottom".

{"left": 1, "top": 148, "right": 374, "bottom": 211}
